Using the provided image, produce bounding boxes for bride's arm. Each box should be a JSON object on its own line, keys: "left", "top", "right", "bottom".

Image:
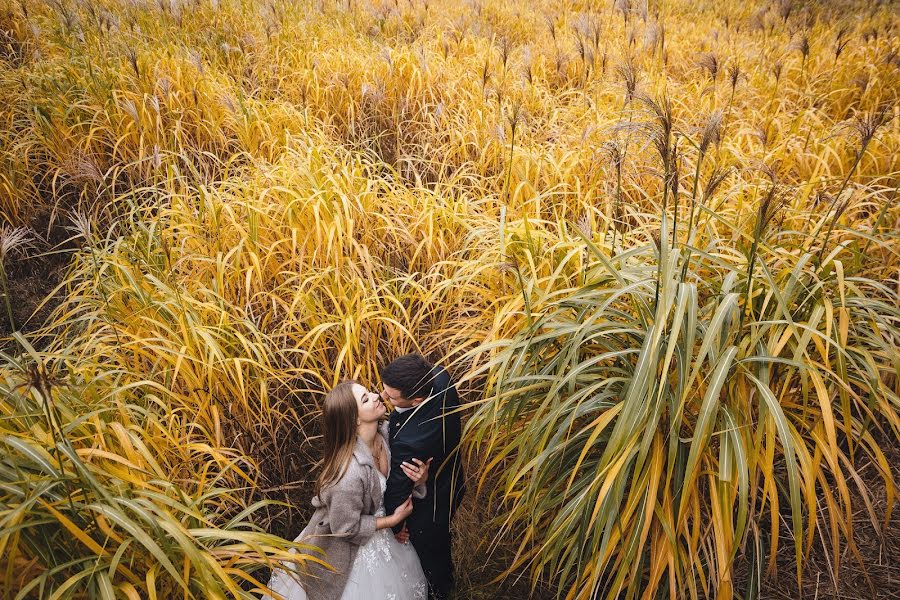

{"left": 376, "top": 496, "right": 413, "bottom": 530}
{"left": 324, "top": 468, "right": 377, "bottom": 545}
{"left": 326, "top": 462, "right": 414, "bottom": 539}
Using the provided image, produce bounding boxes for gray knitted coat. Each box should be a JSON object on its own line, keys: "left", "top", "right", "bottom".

{"left": 281, "top": 423, "right": 397, "bottom": 600}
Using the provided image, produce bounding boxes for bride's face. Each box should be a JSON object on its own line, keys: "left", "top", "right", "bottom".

{"left": 352, "top": 383, "right": 386, "bottom": 424}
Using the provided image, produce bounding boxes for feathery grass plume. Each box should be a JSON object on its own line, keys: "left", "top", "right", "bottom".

{"left": 793, "top": 34, "right": 811, "bottom": 72}
{"left": 749, "top": 6, "right": 767, "bottom": 32}
{"left": 725, "top": 61, "right": 742, "bottom": 107}
{"left": 588, "top": 12, "right": 603, "bottom": 53}
{"left": 627, "top": 26, "right": 638, "bottom": 49}
{"left": 643, "top": 20, "right": 660, "bottom": 53}
{"left": 503, "top": 100, "right": 524, "bottom": 203}
{"left": 718, "top": 59, "right": 742, "bottom": 138}
{"left": 754, "top": 121, "right": 771, "bottom": 147}
{"left": 741, "top": 175, "right": 786, "bottom": 330}
{"left": 833, "top": 24, "right": 852, "bottom": 64}
{"left": 778, "top": 0, "right": 793, "bottom": 22}
{"left": 603, "top": 140, "right": 627, "bottom": 245}
{"left": 615, "top": 0, "right": 631, "bottom": 26}
{"left": 499, "top": 36, "right": 510, "bottom": 73}
{"left": 698, "top": 109, "right": 723, "bottom": 156}
{"left": 727, "top": 62, "right": 741, "bottom": 92}
{"left": 574, "top": 26, "right": 587, "bottom": 67}
{"left": 703, "top": 164, "right": 731, "bottom": 203}
{"left": 816, "top": 103, "right": 893, "bottom": 265}
{"left": 772, "top": 60, "right": 784, "bottom": 84}
{"left": 851, "top": 70, "right": 870, "bottom": 97}
{"left": 769, "top": 58, "right": 784, "bottom": 109}
{"left": 640, "top": 92, "right": 674, "bottom": 170}
{"left": 0, "top": 225, "right": 36, "bottom": 331}
{"left": 882, "top": 47, "right": 900, "bottom": 68}
{"left": 616, "top": 58, "right": 639, "bottom": 106}
{"left": 553, "top": 46, "right": 568, "bottom": 84}
{"left": 521, "top": 44, "right": 532, "bottom": 85}
{"left": 544, "top": 11, "right": 556, "bottom": 41}
{"left": 636, "top": 92, "right": 676, "bottom": 239}
{"left": 698, "top": 52, "right": 719, "bottom": 82}
{"left": 685, "top": 110, "right": 723, "bottom": 242}
{"left": 862, "top": 25, "right": 879, "bottom": 43}
{"left": 125, "top": 46, "right": 139, "bottom": 77}
{"left": 573, "top": 211, "right": 593, "bottom": 281}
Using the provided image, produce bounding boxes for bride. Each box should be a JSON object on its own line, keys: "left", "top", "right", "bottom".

{"left": 264, "top": 381, "right": 429, "bottom": 600}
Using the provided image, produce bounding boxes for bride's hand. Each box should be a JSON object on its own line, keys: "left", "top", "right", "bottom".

{"left": 389, "top": 495, "right": 414, "bottom": 527}
{"left": 401, "top": 457, "right": 432, "bottom": 487}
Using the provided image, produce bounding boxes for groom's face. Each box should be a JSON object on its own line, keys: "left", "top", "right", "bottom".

{"left": 381, "top": 385, "right": 419, "bottom": 409}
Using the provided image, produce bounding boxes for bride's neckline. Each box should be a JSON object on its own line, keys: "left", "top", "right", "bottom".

{"left": 370, "top": 436, "right": 388, "bottom": 477}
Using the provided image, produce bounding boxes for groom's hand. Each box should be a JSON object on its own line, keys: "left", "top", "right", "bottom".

{"left": 394, "top": 523, "right": 410, "bottom": 544}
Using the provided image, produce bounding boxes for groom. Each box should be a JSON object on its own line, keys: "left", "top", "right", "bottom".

{"left": 381, "top": 354, "right": 465, "bottom": 600}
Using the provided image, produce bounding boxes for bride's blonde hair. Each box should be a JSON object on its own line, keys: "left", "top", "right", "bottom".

{"left": 315, "top": 381, "right": 359, "bottom": 498}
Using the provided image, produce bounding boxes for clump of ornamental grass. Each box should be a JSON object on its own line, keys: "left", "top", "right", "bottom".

{"left": 0, "top": 138, "right": 497, "bottom": 596}
{"left": 0, "top": 333, "right": 324, "bottom": 599}
{"left": 461, "top": 217, "right": 898, "bottom": 600}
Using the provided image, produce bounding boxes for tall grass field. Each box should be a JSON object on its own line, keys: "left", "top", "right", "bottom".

{"left": 0, "top": 0, "right": 897, "bottom": 598}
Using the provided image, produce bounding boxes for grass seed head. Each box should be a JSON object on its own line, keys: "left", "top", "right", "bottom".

{"left": 616, "top": 59, "right": 639, "bottom": 102}
{"left": 699, "top": 110, "right": 723, "bottom": 155}
{"left": 0, "top": 225, "right": 36, "bottom": 261}
{"left": 727, "top": 62, "right": 742, "bottom": 91}
{"left": 698, "top": 52, "right": 719, "bottom": 80}
{"left": 853, "top": 103, "right": 892, "bottom": 149}
{"left": 703, "top": 165, "right": 731, "bottom": 200}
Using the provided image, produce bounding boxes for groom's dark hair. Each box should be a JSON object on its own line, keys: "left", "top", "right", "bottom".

{"left": 381, "top": 353, "right": 434, "bottom": 400}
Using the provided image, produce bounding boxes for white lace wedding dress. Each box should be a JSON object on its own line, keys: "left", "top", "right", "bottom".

{"left": 265, "top": 469, "right": 428, "bottom": 600}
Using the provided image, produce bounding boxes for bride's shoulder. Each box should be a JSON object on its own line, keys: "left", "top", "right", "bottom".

{"left": 323, "top": 454, "right": 368, "bottom": 497}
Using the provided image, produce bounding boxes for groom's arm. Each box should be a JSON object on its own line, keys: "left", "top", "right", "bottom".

{"left": 383, "top": 438, "right": 417, "bottom": 534}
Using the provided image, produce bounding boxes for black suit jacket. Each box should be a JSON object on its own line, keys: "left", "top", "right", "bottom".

{"left": 383, "top": 366, "right": 465, "bottom": 534}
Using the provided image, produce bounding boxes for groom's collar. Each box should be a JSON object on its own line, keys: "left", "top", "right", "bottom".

{"left": 393, "top": 405, "right": 415, "bottom": 413}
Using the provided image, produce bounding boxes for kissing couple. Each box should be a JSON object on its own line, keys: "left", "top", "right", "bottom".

{"left": 264, "top": 354, "right": 465, "bottom": 600}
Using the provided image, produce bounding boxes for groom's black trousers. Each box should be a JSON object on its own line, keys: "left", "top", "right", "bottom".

{"left": 410, "top": 522, "right": 453, "bottom": 600}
